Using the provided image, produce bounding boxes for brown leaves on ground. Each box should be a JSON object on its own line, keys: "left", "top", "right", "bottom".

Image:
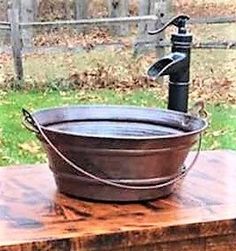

{"left": 67, "top": 53, "right": 157, "bottom": 92}
{"left": 17, "top": 140, "right": 47, "bottom": 163}
{"left": 33, "top": 27, "right": 114, "bottom": 50}
{"left": 19, "top": 140, "right": 41, "bottom": 154}
{"left": 1, "top": 49, "right": 236, "bottom": 105}
{"left": 174, "top": 0, "right": 236, "bottom": 18}
{"left": 190, "top": 76, "right": 236, "bottom": 105}
{"left": 203, "top": 128, "right": 231, "bottom": 150}
{"left": 38, "top": 0, "right": 73, "bottom": 21}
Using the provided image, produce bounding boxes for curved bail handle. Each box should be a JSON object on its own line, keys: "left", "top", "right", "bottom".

{"left": 22, "top": 108, "right": 39, "bottom": 134}
{"left": 148, "top": 14, "right": 190, "bottom": 35}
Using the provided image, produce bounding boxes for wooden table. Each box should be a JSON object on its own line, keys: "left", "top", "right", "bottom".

{"left": 1, "top": 150, "right": 236, "bottom": 251}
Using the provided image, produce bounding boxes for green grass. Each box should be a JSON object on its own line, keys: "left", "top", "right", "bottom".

{"left": 0, "top": 90, "right": 235, "bottom": 166}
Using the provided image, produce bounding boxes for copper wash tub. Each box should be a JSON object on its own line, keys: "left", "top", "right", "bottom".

{"left": 23, "top": 105, "right": 207, "bottom": 202}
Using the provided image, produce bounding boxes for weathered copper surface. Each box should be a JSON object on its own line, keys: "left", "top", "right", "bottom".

{"left": 1, "top": 150, "right": 236, "bottom": 250}
{"left": 23, "top": 105, "right": 207, "bottom": 201}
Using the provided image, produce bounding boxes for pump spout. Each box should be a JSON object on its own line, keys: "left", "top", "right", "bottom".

{"left": 147, "top": 52, "right": 187, "bottom": 80}
{"left": 147, "top": 50, "right": 190, "bottom": 113}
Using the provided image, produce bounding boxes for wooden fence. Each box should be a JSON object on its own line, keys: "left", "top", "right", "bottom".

{"left": 0, "top": 0, "right": 236, "bottom": 84}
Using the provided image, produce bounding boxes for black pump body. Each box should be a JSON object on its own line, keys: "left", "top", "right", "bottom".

{"left": 148, "top": 15, "right": 193, "bottom": 113}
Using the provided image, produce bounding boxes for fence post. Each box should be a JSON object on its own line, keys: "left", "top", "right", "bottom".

{"left": 154, "top": 0, "right": 172, "bottom": 59}
{"left": 152, "top": 0, "right": 172, "bottom": 83}
{"left": 136, "top": 0, "right": 157, "bottom": 54}
{"left": 8, "top": 1, "right": 24, "bottom": 85}
{"left": 75, "top": 0, "right": 88, "bottom": 20}
{"left": 107, "top": 0, "right": 129, "bottom": 36}
{"left": 64, "top": 1, "right": 71, "bottom": 20}
{"left": 20, "top": 0, "right": 36, "bottom": 48}
{"left": 0, "top": 0, "right": 8, "bottom": 46}
{"left": 138, "top": 0, "right": 152, "bottom": 37}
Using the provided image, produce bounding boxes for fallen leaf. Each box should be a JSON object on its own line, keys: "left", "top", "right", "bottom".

{"left": 19, "top": 141, "right": 41, "bottom": 154}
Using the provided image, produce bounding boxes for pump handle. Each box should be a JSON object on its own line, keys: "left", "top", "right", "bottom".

{"left": 148, "top": 14, "right": 190, "bottom": 35}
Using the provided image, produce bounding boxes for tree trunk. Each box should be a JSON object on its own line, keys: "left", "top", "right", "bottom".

{"left": 107, "top": 0, "right": 129, "bottom": 36}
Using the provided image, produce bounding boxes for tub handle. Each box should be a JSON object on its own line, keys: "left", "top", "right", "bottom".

{"left": 23, "top": 109, "right": 202, "bottom": 190}
{"left": 22, "top": 108, "right": 40, "bottom": 134}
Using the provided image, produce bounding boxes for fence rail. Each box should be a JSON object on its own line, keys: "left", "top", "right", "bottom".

{"left": 190, "top": 15, "right": 236, "bottom": 24}
{"left": 136, "top": 40, "right": 236, "bottom": 49}
{"left": 20, "top": 15, "right": 157, "bottom": 27}
{"left": 0, "top": 0, "right": 235, "bottom": 84}
{"left": 2, "top": 15, "right": 236, "bottom": 28}
{"left": 0, "top": 25, "right": 10, "bottom": 30}
{"left": 0, "top": 21, "right": 10, "bottom": 25}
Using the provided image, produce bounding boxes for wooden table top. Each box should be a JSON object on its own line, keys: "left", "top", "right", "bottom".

{"left": 1, "top": 150, "right": 236, "bottom": 251}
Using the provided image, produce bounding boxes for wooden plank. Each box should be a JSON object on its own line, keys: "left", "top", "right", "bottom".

{"left": 0, "top": 21, "right": 10, "bottom": 25}
{"left": 136, "top": 0, "right": 171, "bottom": 56}
{"left": 8, "top": 2, "right": 24, "bottom": 85}
{"left": 1, "top": 39, "right": 235, "bottom": 57}
{"left": 114, "top": 238, "right": 205, "bottom": 251}
{"left": 135, "top": 39, "right": 236, "bottom": 50}
{"left": 64, "top": 0, "right": 71, "bottom": 20}
{"left": 20, "top": 15, "right": 157, "bottom": 27}
{"left": 154, "top": 0, "right": 165, "bottom": 59}
{"left": 190, "top": 15, "right": 236, "bottom": 24}
{"left": 136, "top": 0, "right": 156, "bottom": 55}
{"left": 0, "top": 0, "right": 8, "bottom": 45}
{"left": 1, "top": 151, "right": 236, "bottom": 251}
{"left": 107, "top": 0, "right": 129, "bottom": 36}
{"left": 20, "top": 0, "right": 36, "bottom": 47}
{"left": 206, "top": 234, "right": 236, "bottom": 251}
{"left": 0, "top": 1, "right": 10, "bottom": 46}
{"left": 3, "top": 235, "right": 236, "bottom": 251}
{"left": 137, "top": 0, "right": 151, "bottom": 37}
{"left": 75, "top": 0, "right": 88, "bottom": 20}
{"left": 0, "top": 0, "right": 7, "bottom": 42}
{"left": 114, "top": 235, "right": 236, "bottom": 251}
{"left": 0, "top": 0, "right": 8, "bottom": 19}
{"left": 119, "top": 0, "right": 129, "bottom": 36}
{"left": 19, "top": 15, "right": 236, "bottom": 28}
{"left": 0, "top": 25, "right": 10, "bottom": 30}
